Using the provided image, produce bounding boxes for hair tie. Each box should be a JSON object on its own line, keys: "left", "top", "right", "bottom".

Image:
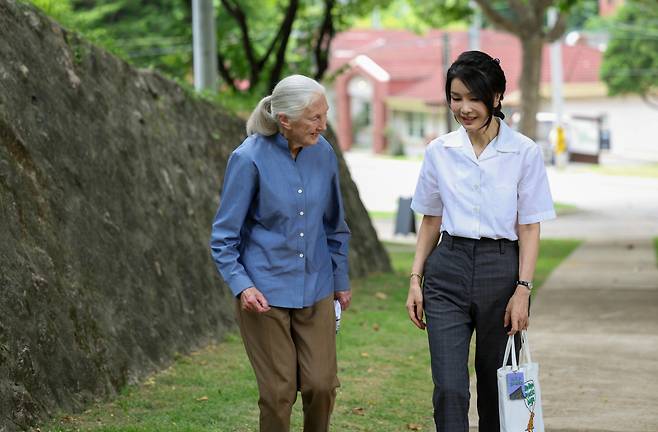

{"left": 494, "top": 102, "right": 505, "bottom": 120}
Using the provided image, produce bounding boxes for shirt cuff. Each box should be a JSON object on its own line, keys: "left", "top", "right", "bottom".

{"left": 410, "top": 201, "right": 443, "bottom": 216}
{"left": 333, "top": 272, "right": 350, "bottom": 292}
{"left": 518, "top": 209, "right": 557, "bottom": 225}
{"left": 228, "top": 274, "right": 256, "bottom": 297}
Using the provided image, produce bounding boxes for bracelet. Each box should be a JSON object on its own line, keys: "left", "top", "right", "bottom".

{"left": 410, "top": 272, "right": 423, "bottom": 281}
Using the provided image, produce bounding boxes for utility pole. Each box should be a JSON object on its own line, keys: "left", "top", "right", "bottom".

{"left": 468, "top": 1, "right": 481, "bottom": 51}
{"left": 548, "top": 7, "right": 566, "bottom": 167}
{"left": 192, "top": 0, "right": 218, "bottom": 93}
{"left": 442, "top": 32, "right": 452, "bottom": 133}
{"left": 372, "top": 6, "right": 381, "bottom": 29}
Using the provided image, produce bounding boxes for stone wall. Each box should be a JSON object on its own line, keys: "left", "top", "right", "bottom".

{"left": 0, "top": 1, "right": 390, "bottom": 429}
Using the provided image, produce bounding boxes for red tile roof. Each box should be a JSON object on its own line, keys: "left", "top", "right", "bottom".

{"left": 329, "top": 29, "right": 602, "bottom": 105}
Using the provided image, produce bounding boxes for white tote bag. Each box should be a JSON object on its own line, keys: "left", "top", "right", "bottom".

{"left": 496, "top": 331, "right": 544, "bottom": 432}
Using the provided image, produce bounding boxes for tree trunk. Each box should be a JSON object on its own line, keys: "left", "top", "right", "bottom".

{"left": 267, "top": 0, "right": 299, "bottom": 93}
{"left": 314, "top": 0, "right": 335, "bottom": 81}
{"left": 518, "top": 35, "right": 543, "bottom": 141}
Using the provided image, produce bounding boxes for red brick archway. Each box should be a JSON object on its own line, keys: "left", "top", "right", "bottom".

{"left": 334, "top": 65, "right": 389, "bottom": 153}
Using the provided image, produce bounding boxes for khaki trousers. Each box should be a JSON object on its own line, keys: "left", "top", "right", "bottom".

{"left": 235, "top": 295, "right": 339, "bottom": 432}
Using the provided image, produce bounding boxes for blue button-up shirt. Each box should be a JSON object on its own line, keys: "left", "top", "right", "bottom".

{"left": 210, "top": 133, "right": 350, "bottom": 308}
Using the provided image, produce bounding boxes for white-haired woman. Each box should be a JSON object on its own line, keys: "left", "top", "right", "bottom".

{"left": 210, "top": 74, "right": 351, "bottom": 431}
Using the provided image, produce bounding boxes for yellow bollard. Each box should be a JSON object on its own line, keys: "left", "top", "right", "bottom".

{"left": 555, "top": 126, "right": 566, "bottom": 155}
{"left": 554, "top": 125, "right": 567, "bottom": 168}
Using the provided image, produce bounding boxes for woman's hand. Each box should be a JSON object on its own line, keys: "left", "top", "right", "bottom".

{"left": 406, "top": 278, "right": 426, "bottom": 330}
{"left": 335, "top": 290, "right": 352, "bottom": 310}
{"left": 504, "top": 287, "right": 530, "bottom": 335}
{"left": 240, "top": 287, "right": 271, "bottom": 313}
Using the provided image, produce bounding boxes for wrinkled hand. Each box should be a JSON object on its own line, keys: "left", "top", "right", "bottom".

{"left": 406, "top": 279, "right": 426, "bottom": 330}
{"left": 335, "top": 290, "right": 351, "bottom": 311}
{"left": 504, "top": 287, "right": 530, "bottom": 335}
{"left": 240, "top": 287, "right": 271, "bottom": 313}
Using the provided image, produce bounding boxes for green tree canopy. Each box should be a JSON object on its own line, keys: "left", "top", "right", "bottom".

{"left": 600, "top": 0, "right": 658, "bottom": 108}
{"left": 30, "top": 0, "right": 194, "bottom": 78}
{"left": 409, "top": 0, "right": 585, "bottom": 140}
{"left": 30, "top": 0, "right": 392, "bottom": 96}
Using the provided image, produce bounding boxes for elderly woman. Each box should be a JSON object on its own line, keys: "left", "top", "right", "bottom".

{"left": 210, "top": 74, "right": 351, "bottom": 432}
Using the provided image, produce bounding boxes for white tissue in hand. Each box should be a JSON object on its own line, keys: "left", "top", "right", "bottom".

{"left": 334, "top": 300, "right": 342, "bottom": 333}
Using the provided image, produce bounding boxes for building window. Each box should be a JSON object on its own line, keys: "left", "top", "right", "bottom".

{"left": 406, "top": 112, "right": 425, "bottom": 138}
{"left": 406, "top": 112, "right": 414, "bottom": 136}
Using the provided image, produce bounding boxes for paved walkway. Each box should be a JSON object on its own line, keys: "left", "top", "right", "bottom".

{"left": 344, "top": 152, "right": 658, "bottom": 431}
{"left": 526, "top": 238, "right": 658, "bottom": 431}
{"left": 467, "top": 238, "right": 658, "bottom": 431}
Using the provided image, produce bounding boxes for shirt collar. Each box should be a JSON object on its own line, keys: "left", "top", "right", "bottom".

{"left": 272, "top": 132, "right": 290, "bottom": 151}
{"left": 493, "top": 120, "right": 521, "bottom": 153}
{"left": 444, "top": 130, "right": 463, "bottom": 148}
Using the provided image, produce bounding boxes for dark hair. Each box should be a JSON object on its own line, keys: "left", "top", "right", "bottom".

{"left": 445, "top": 50, "right": 506, "bottom": 129}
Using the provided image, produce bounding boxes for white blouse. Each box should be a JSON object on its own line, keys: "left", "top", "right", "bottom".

{"left": 411, "top": 119, "right": 556, "bottom": 241}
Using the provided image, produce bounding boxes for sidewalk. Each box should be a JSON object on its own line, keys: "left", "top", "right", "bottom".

{"left": 528, "top": 238, "right": 658, "bottom": 431}
{"left": 343, "top": 152, "right": 658, "bottom": 430}
{"left": 468, "top": 238, "right": 658, "bottom": 431}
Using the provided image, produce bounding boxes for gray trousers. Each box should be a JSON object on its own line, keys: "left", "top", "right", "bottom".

{"left": 423, "top": 233, "right": 522, "bottom": 432}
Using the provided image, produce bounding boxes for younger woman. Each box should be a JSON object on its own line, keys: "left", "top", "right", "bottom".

{"left": 405, "top": 51, "right": 555, "bottom": 431}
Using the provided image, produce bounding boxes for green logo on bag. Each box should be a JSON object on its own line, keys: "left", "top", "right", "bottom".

{"left": 523, "top": 380, "right": 536, "bottom": 432}
{"left": 523, "top": 380, "right": 536, "bottom": 408}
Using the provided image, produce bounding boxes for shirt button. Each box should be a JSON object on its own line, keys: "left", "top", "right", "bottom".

{"left": 299, "top": 211, "right": 304, "bottom": 216}
{"left": 297, "top": 188, "right": 303, "bottom": 194}
{"left": 299, "top": 232, "right": 304, "bottom": 237}
{"left": 474, "top": 185, "right": 480, "bottom": 191}
{"left": 299, "top": 253, "right": 304, "bottom": 258}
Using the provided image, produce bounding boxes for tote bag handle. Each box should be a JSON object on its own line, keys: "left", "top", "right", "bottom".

{"left": 501, "top": 334, "right": 518, "bottom": 371}
{"left": 501, "top": 331, "right": 534, "bottom": 370}
{"left": 519, "top": 330, "right": 533, "bottom": 365}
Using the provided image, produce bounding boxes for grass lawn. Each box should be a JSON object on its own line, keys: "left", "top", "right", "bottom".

{"left": 43, "top": 239, "right": 580, "bottom": 432}
{"left": 553, "top": 202, "right": 578, "bottom": 215}
{"left": 586, "top": 163, "right": 658, "bottom": 179}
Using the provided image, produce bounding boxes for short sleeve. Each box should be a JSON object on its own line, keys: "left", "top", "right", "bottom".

{"left": 411, "top": 145, "right": 443, "bottom": 216}
{"left": 517, "top": 144, "right": 556, "bottom": 224}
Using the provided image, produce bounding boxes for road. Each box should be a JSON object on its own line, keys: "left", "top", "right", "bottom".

{"left": 344, "top": 151, "right": 658, "bottom": 241}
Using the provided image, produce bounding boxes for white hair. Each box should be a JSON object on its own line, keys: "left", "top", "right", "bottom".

{"left": 246, "top": 75, "right": 325, "bottom": 136}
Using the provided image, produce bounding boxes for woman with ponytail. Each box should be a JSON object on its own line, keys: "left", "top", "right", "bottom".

{"left": 210, "top": 75, "right": 350, "bottom": 431}
{"left": 405, "top": 51, "right": 555, "bottom": 431}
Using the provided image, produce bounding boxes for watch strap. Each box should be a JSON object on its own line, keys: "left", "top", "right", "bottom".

{"left": 516, "top": 279, "right": 533, "bottom": 290}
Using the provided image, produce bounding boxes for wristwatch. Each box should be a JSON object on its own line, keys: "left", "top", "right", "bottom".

{"left": 516, "top": 280, "right": 533, "bottom": 291}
